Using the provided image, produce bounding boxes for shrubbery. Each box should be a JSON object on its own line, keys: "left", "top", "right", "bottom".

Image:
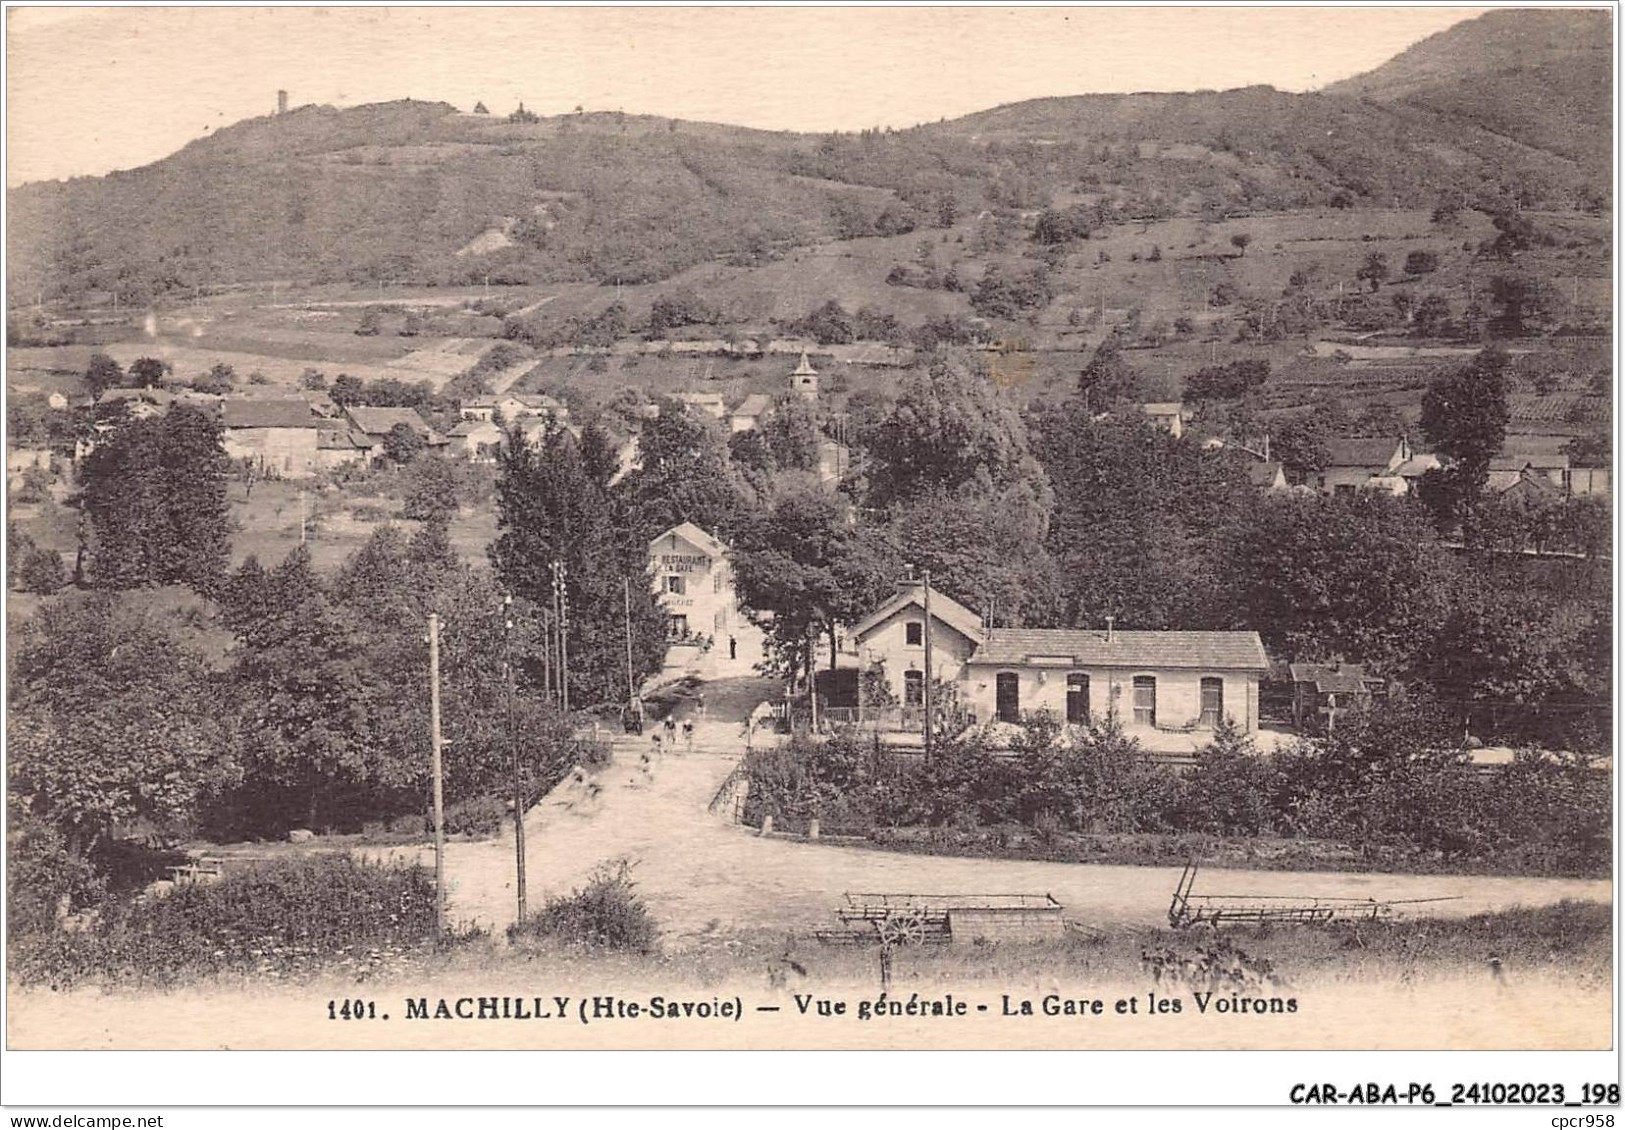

{"left": 508, "top": 859, "right": 657, "bottom": 953}
{"left": 11, "top": 854, "right": 461, "bottom": 988}
{"left": 741, "top": 703, "right": 1610, "bottom": 876}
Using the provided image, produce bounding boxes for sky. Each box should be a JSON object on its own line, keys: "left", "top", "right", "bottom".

{"left": 6, "top": 5, "right": 1486, "bottom": 187}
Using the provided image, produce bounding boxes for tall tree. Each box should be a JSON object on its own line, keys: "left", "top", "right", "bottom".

{"left": 616, "top": 403, "right": 748, "bottom": 542}
{"left": 732, "top": 488, "right": 901, "bottom": 679}
{"left": 10, "top": 596, "right": 234, "bottom": 857}
{"left": 82, "top": 352, "right": 124, "bottom": 401}
{"left": 493, "top": 428, "right": 667, "bottom": 708}
{"left": 1035, "top": 405, "right": 1250, "bottom": 630}
{"left": 866, "top": 352, "right": 1049, "bottom": 513}
{"left": 1219, "top": 493, "right": 1448, "bottom": 670}
{"left": 1419, "top": 347, "right": 1512, "bottom": 533}
{"left": 127, "top": 357, "right": 169, "bottom": 388}
{"left": 80, "top": 405, "right": 230, "bottom": 593}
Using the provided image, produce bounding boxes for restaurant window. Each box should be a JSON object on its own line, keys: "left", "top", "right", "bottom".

{"left": 1132, "top": 675, "right": 1157, "bottom": 727}
{"left": 905, "top": 621, "right": 923, "bottom": 646}
{"left": 665, "top": 575, "right": 686, "bottom": 596}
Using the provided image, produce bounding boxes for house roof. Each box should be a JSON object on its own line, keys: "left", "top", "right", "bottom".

{"left": 1325, "top": 437, "right": 1404, "bottom": 470}
{"left": 1499, "top": 468, "right": 1563, "bottom": 498}
{"left": 649, "top": 521, "right": 725, "bottom": 558}
{"left": 1393, "top": 454, "right": 1440, "bottom": 478}
{"left": 1142, "top": 401, "right": 1185, "bottom": 417}
{"left": 345, "top": 405, "right": 434, "bottom": 438}
{"left": 850, "top": 584, "right": 984, "bottom": 644}
{"left": 316, "top": 428, "right": 371, "bottom": 450}
{"left": 1288, "top": 662, "right": 1371, "bottom": 694}
{"left": 967, "top": 629, "right": 1269, "bottom": 672}
{"left": 219, "top": 399, "right": 318, "bottom": 429}
{"left": 732, "top": 393, "right": 772, "bottom": 418}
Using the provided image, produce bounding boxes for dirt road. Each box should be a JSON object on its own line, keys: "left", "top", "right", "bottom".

{"left": 427, "top": 681, "right": 1611, "bottom": 942}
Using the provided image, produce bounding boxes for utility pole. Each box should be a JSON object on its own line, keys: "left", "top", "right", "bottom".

{"left": 505, "top": 595, "right": 526, "bottom": 922}
{"left": 427, "top": 614, "right": 446, "bottom": 947}
{"left": 540, "top": 607, "right": 553, "bottom": 702}
{"left": 922, "top": 570, "right": 934, "bottom": 761}
{"left": 551, "top": 560, "right": 569, "bottom": 712}
{"left": 297, "top": 489, "right": 307, "bottom": 545}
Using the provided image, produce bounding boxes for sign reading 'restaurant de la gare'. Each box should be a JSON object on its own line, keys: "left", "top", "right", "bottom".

{"left": 661, "top": 554, "right": 712, "bottom": 573}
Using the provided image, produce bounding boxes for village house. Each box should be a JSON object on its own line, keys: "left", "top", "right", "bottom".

{"left": 315, "top": 425, "right": 373, "bottom": 470}
{"left": 648, "top": 522, "right": 744, "bottom": 645}
{"left": 1142, "top": 401, "right": 1188, "bottom": 439}
{"left": 1313, "top": 438, "right": 1417, "bottom": 494}
{"left": 447, "top": 418, "right": 505, "bottom": 462}
{"left": 97, "top": 387, "right": 172, "bottom": 419}
{"left": 850, "top": 583, "right": 1269, "bottom": 735}
{"left": 219, "top": 398, "right": 322, "bottom": 478}
{"left": 461, "top": 393, "right": 570, "bottom": 425}
{"left": 666, "top": 391, "right": 727, "bottom": 420}
{"left": 1485, "top": 433, "right": 1605, "bottom": 496}
{"left": 343, "top": 406, "right": 447, "bottom": 458}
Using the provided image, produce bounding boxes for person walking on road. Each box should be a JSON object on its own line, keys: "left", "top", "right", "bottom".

{"left": 682, "top": 718, "right": 695, "bottom": 751}
{"left": 728, "top": 635, "right": 738, "bottom": 661}
{"left": 664, "top": 714, "right": 677, "bottom": 745}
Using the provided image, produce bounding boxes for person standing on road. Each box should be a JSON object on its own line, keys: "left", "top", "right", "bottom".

{"left": 682, "top": 718, "right": 695, "bottom": 751}
{"left": 697, "top": 692, "right": 707, "bottom": 720}
{"left": 729, "top": 635, "right": 738, "bottom": 660}
{"left": 664, "top": 714, "right": 677, "bottom": 744}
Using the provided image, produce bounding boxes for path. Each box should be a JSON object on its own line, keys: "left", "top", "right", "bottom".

{"left": 433, "top": 677, "right": 1611, "bottom": 942}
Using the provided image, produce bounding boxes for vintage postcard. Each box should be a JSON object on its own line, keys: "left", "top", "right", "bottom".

{"left": 2, "top": 2, "right": 1616, "bottom": 1103}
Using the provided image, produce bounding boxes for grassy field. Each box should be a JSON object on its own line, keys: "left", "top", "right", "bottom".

{"left": 228, "top": 476, "right": 497, "bottom": 573}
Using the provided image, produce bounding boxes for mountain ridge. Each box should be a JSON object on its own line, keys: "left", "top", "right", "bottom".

{"left": 6, "top": 10, "right": 1610, "bottom": 304}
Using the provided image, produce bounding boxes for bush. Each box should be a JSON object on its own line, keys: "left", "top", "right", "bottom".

{"left": 16, "top": 546, "right": 64, "bottom": 594}
{"left": 1176, "top": 721, "right": 1281, "bottom": 835}
{"left": 11, "top": 854, "right": 452, "bottom": 988}
{"left": 1404, "top": 250, "right": 1440, "bottom": 275}
{"left": 509, "top": 858, "right": 657, "bottom": 952}
{"left": 13, "top": 464, "right": 53, "bottom": 503}
{"left": 6, "top": 818, "right": 105, "bottom": 939}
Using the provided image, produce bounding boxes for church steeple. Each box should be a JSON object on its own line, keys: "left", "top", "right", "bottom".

{"left": 791, "top": 351, "right": 818, "bottom": 400}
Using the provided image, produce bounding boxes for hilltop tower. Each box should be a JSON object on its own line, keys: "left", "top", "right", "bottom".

{"left": 791, "top": 351, "right": 818, "bottom": 400}
{"left": 277, "top": 90, "right": 289, "bottom": 115}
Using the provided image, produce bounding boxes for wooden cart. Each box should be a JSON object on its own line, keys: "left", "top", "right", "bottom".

{"left": 1168, "top": 859, "right": 1455, "bottom": 929}
{"left": 819, "top": 892, "right": 1064, "bottom": 946}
